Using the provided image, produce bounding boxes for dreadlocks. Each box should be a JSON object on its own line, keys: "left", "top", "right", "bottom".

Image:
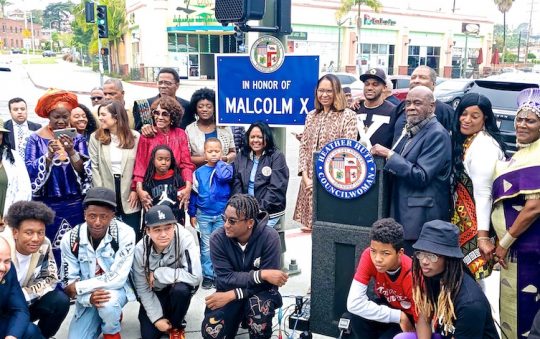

{"left": 143, "top": 145, "right": 183, "bottom": 191}
{"left": 226, "top": 194, "right": 259, "bottom": 220}
{"left": 412, "top": 257, "right": 466, "bottom": 335}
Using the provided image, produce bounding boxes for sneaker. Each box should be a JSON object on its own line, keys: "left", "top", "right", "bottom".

{"left": 202, "top": 277, "right": 214, "bottom": 289}
{"left": 169, "top": 328, "right": 185, "bottom": 339}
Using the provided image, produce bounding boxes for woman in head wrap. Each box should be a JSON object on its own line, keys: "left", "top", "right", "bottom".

{"left": 491, "top": 88, "right": 540, "bottom": 338}
{"left": 25, "top": 89, "right": 91, "bottom": 265}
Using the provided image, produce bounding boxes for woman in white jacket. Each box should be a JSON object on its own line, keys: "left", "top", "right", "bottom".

{"left": 451, "top": 93, "right": 507, "bottom": 284}
{"left": 0, "top": 119, "right": 31, "bottom": 219}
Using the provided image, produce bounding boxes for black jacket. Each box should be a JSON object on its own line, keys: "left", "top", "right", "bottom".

{"left": 232, "top": 149, "right": 289, "bottom": 218}
{"left": 392, "top": 99, "right": 455, "bottom": 138}
{"left": 132, "top": 95, "right": 192, "bottom": 131}
{"left": 4, "top": 119, "right": 41, "bottom": 150}
{"left": 210, "top": 212, "right": 282, "bottom": 304}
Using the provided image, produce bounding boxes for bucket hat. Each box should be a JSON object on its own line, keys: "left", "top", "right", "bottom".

{"left": 413, "top": 220, "right": 463, "bottom": 258}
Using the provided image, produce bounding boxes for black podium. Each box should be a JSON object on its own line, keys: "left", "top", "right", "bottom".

{"left": 310, "top": 155, "right": 390, "bottom": 337}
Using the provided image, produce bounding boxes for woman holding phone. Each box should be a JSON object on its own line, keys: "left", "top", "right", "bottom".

{"left": 25, "top": 89, "right": 91, "bottom": 265}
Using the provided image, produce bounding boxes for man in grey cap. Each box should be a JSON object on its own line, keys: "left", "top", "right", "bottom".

{"left": 60, "top": 187, "right": 136, "bottom": 339}
{"left": 132, "top": 205, "right": 202, "bottom": 339}
{"left": 396, "top": 220, "right": 498, "bottom": 339}
{"left": 355, "top": 67, "right": 397, "bottom": 148}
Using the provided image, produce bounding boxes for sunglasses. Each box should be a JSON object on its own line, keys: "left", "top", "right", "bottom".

{"left": 220, "top": 214, "right": 247, "bottom": 225}
{"left": 152, "top": 110, "right": 171, "bottom": 117}
{"left": 91, "top": 96, "right": 103, "bottom": 101}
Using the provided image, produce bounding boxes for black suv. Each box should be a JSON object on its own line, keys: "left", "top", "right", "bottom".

{"left": 467, "top": 76, "right": 540, "bottom": 152}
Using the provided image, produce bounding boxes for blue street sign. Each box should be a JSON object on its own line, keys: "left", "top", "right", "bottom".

{"left": 216, "top": 55, "right": 319, "bottom": 126}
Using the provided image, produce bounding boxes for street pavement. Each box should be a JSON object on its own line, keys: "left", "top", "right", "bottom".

{"left": 0, "top": 55, "right": 501, "bottom": 338}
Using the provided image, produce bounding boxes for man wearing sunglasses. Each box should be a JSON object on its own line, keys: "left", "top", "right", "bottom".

{"left": 201, "top": 194, "right": 288, "bottom": 339}
{"left": 90, "top": 88, "right": 105, "bottom": 107}
{"left": 132, "top": 68, "right": 193, "bottom": 136}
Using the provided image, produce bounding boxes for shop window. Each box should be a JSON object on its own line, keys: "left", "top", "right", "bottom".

{"left": 210, "top": 35, "right": 220, "bottom": 53}
{"left": 371, "top": 44, "right": 378, "bottom": 54}
{"left": 361, "top": 44, "right": 370, "bottom": 54}
{"left": 408, "top": 45, "right": 420, "bottom": 56}
{"left": 188, "top": 35, "right": 199, "bottom": 52}
{"left": 200, "top": 34, "right": 209, "bottom": 53}
{"left": 168, "top": 33, "right": 176, "bottom": 52}
{"left": 379, "top": 44, "right": 388, "bottom": 54}
{"left": 177, "top": 34, "right": 188, "bottom": 52}
{"left": 389, "top": 45, "right": 395, "bottom": 54}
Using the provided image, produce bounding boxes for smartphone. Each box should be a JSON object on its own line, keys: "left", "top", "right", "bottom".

{"left": 53, "top": 128, "right": 78, "bottom": 139}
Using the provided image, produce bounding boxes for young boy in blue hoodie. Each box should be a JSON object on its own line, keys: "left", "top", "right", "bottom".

{"left": 189, "top": 138, "right": 233, "bottom": 289}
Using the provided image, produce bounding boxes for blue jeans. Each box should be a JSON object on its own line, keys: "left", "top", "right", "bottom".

{"left": 266, "top": 216, "right": 281, "bottom": 229}
{"left": 68, "top": 288, "right": 128, "bottom": 338}
{"left": 197, "top": 211, "right": 225, "bottom": 279}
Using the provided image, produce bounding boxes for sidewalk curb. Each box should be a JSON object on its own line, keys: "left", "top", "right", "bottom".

{"left": 25, "top": 67, "right": 92, "bottom": 96}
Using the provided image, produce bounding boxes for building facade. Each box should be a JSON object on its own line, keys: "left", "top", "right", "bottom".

{"left": 0, "top": 18, "right": 43, "bottom": 50}
{"left": 122, "top": 0, "right": 494, "bottom": 79}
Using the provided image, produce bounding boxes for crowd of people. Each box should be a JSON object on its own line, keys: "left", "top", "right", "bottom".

{"left": 0, "top": 63, "right": 538, "bottom": 339}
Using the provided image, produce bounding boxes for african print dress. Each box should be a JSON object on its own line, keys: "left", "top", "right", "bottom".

{"left": 25, "top": 133, "right": 91, "bottom": 266}
{"left": 293, "top": 108, "right": 358, "bottom": 230}
{"left": 492, "top": 138, "right": 540, "bottom": 338}
{"left": 452, "top": 131, "right": 503, "bottom": 280}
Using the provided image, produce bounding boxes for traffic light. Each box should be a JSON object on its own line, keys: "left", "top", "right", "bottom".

{"left": 85, "top": 2, "right": 95, "bottom": 23}
{"left": 100, "top": 47, "right": 109, "bottom": 56}
{"left": 97, "top": 5, "right": 108, "bottom": 38}
{"left": 215, "top": 0, "right": 265, "bottom": 25}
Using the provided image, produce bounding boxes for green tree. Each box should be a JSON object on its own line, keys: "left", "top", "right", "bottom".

{"left": 527, "top": 52, "right": 536, "bottom": 61}
{"left": 0, "top": 0, "right": 12, "bottom": 18}
{"left": 494, "top": 0, "right": 515, "bottom": 62}
{"left": 336, "top": 0, "right": 382, "bottom": 70}
{"left": 43, "top": 2, "right": 75, "bottom": 32}
{"left": 106, "top": 0, "right": 128, "bottom": 74}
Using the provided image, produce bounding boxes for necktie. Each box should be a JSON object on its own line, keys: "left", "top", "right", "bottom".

{"left": 17, "top": 124, "right": 25, "bottom": 160}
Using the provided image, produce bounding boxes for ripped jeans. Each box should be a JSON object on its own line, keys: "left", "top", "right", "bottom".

{"left": 201, "top": 289, "right": 282, "bottom": 339}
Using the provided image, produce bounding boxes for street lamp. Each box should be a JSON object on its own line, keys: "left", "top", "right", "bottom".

{"left": 49, "top": 20, "right": 59, "bottom": 51}
{"left": 337, "top": 17, "right": 352, "bottom": 72}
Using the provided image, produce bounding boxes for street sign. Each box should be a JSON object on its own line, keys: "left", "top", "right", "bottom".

{"left": 23, "top": 39, "right": 31, "bottom": 49}
{"left": 23, "top": 29, "right": 31, "bottom": 38}
{"left": 216, "top": 54, "right": 319, "bottom": 126}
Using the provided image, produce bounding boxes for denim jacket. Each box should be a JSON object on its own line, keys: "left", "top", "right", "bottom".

{"left": 60, "top": 219, "right": 136, "bottom": 307}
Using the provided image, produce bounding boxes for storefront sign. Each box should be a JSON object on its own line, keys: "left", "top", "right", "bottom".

{"left": 216, "top": 36, "right": 319, "bottom": 126}
{"left": 315, "top": 139, "right": 377, "bottom": 200}
{"left": 289, "top": 31, "right": 308, "bottom": 40}
{"left": 363, "top": 14, "right": 396, "bottom": 26}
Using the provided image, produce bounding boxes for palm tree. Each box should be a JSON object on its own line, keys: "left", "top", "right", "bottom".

{"left": 336, "top": 0, "right": 382, "bottom": 73}
{"left": 0, "top": 0, "right": 13, "bottom": 18}
{"left": 494, "top": 0, "right": 514, "bottom": 63}
{"left": 106, "top": 0, "right": 128, "bottom": 74}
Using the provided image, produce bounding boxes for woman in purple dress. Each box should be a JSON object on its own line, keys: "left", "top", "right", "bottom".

{"left": 25, "top": 89, "right": 91, "bottom": 265}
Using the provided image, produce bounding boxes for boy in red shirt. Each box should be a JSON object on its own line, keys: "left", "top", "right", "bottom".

{"left": 346, "top": 218, "right": 416, "bottom": 338}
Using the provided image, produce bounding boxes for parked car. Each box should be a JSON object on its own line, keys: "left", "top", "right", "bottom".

{"left": 434, "top": 79, "right": 474, "bottom": 109}
{"left": 467, "top": 77, "right": 540, "bottom": 152}
{"left": 42, "top": 50, "right": 56, "bottom": 57}
{"left": 388, "top": 75, "right": 410, "bottom": 101}
{"left": 322, "top": 72, "right": 364, "bottom": 99}
{"left": 11, "top": 48, "right": 23, "bottom": 54}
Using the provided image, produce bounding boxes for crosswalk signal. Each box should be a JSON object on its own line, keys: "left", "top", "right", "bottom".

{"left": 97, "top": 5, "right": 108, "bottom": 38}
{"left": 214, "top": 0, "right": 265, "bottom": 25}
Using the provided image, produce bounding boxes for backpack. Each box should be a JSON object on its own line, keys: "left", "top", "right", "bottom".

{"left": 69, "top": 219, "right": 119, "bottom": 257}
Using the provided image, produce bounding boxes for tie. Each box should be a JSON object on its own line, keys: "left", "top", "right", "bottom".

{"left": 17, "top": 124, "right": 25, "bottom": 160}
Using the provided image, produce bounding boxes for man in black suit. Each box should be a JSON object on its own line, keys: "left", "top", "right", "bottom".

{"left": 5, "top": 98, "right": 41, "bottom": 159}
{"left": 392, "top": 66, "right": 454, "bottom": 137}
{"left": 132, "top": 67, "right": 194, "bottom": 135}
{"left": 371, "top": 86, "right": 452, "bottom": 255}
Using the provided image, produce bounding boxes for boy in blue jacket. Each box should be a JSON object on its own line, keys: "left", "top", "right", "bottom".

{"left": 189, "top": 138, "right": 233, "bottom": 289}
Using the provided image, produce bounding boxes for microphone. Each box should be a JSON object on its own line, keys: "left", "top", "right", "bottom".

{"left": 337, "top": 312, "right": 353, "bottom": 338}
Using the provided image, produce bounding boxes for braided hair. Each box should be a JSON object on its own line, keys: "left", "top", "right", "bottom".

{"left": 412, "top": 256, "right": 470, "bottom": 335}
{"left": 226, "top": 194, "right": 260, "bottom": 220}
{"left": 142, "top": 145, "right": 184, "bottom": 192}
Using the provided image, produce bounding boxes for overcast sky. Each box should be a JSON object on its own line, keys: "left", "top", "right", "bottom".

{"left": 12, "top": 0, "right": 539, "bottom": 33}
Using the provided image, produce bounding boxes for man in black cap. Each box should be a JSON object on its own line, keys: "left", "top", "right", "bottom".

{"left": 402, "top": 220, "right": 498, "bottom": 339}
{"left": 60, "top": 187, "right": 136, "bottom": 339}
{"left": 132, "top": 205, "right": 202, "bottom": 339}
{"left": 355, "top": 67, "right": 397, "bottom": 148}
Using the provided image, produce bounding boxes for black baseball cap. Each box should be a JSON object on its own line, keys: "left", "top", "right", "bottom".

{"left": 144, "top": 205, "right": 177, "bottom": 227}
{"left": 360, "top": 68, "right": 387, "bottom": 84}
{"left": 83, "top": 187, "right": 117, "bottom": 209}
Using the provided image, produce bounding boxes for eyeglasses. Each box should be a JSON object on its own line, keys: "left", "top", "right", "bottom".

{"left": 152, "top": 110, "right": 171, "bottom": 117}
{"left": 221, "top": 214, "right": 247, "bottom": 225}
{"left": 157, "top": 80, "right": 176, "bottom": 87}
{"left": 414, "top": 251, "right": 439, "bottom": 263}
{"left": 317, "top": 89, "right": 334, "bottom": 95}
{"left": 91, "top": 96, "right": 103, "bottom": 101}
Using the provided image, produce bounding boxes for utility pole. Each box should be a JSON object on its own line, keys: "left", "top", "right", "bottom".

{"left": 96, "top": 0, "right": 104, "bottom": 87}
{"left": 524, "top": 0, "right": 535, "bottom": 65}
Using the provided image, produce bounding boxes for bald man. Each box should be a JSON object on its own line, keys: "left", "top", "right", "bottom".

{"left": 371, "top": 86, "right": 452, "bottom": 255}
{"left": 0, "top": 237, "right": 42, "bottom": 339}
